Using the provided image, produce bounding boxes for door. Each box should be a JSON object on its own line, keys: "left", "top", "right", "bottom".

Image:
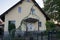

{"left": 27, "top": 23, "right": 35, "bottom": 31}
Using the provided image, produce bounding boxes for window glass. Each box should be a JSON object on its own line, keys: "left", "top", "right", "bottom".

{"left": 9, "top": 21, "right": 15, "bottom": 24}
{"left": 27, "top": 23, "right": 35, "bottom": 31}
{"left": 31, "top": 8, "right": 35, "bottom": 14}
{"left": 18, "top": 7, "right": 21, "bottom": 13}
{"left": 8, "top": 21, "right": 16, "bottom": 33}
{"left": 27, "top": 0, "right": 30, "bottom": 2}
{"left": 38, "top": 22, "right": 41, "bottom": 27}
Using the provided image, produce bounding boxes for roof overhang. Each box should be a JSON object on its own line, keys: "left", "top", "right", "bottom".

{"left": 24, "top": 18, "right": 39, "bottom": 23}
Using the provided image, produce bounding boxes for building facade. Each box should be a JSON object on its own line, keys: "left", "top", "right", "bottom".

{"left": 0, "top": 0, "right": 50, "bottom": 34}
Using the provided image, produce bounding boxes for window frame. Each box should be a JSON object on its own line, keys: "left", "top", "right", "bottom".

{"left": 27, "top": 23, "right": 35, "bottom": 31}
{"left": 9, "top": 21, "right": 15, "bottom": 25}
{"left": 18, "top": 7, "right": 21, "bottom": 13}
{"left": 38, "top": 21, "right": 42, "bottom": 27}
{"left": 8, "top": 20, "right": 16, "bottom": 35}
{"left": 31, "top": 8, "right": 35, "bottom": 15}
{"left": 27, "top": 0, "right": 30, "bottom": 2}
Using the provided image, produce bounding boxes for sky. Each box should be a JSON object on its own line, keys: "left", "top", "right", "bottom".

{"left": 0, "top": 0, "right": 44, "bottom": 15}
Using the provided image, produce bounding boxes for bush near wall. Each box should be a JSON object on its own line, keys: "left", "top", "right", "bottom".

{"left": 46, "top": 21, "right": 60, "bottom": 38}
{"left": 8, "top": 23, "right": 16, "bottom": 37}
{"left": 46, "top": 21, "right": 56, "bottom": 31}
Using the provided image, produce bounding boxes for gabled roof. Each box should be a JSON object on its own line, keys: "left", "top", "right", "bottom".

{"left": 0, "top": 0, "right": 50, "bottom": 21}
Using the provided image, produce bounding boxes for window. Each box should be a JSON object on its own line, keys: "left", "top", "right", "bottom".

{"left": 27, "top": 0, "right": 30, "bottom": 2}
{"left": 38, "top": 22, "right": 41, "bottom": 27}
{"left": 31, "top": 8, "right": 35, "bottom": 14}
{"left": 18, "top": 7, "right": 21, "bottom": 13}
{"left": 8, "top": 21, "right": 16, "bottom": 33}
{"left": 27, "top": 23, "right": 35, "bottom": 31}
{"left": 9, "top": 21, "right": 15, "bottom": 25}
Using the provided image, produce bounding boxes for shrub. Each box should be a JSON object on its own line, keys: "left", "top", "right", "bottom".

{"left": 46, "top": 21, "right": 56, "bottom": 31}
{"left": 8, "top": 23, "right": 16, "bottom": 37}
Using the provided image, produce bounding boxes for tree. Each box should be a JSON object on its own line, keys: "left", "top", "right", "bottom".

{"left": 46, "top": 21, "right": 56, "bottom": 31}
{"left": 43, "top": 0, "right": 60, "bottom": 23}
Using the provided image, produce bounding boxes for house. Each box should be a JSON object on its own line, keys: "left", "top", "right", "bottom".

{"left": 0, "top": 0, "right": 50, "bottom": 34}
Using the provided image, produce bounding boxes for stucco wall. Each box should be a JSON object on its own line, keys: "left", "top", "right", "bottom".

{"left": 4, "top": 1, "right": 46, "bottom": 32}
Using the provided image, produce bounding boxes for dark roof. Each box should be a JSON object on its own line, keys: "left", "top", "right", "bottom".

{"left": 0, "top": 0, "right": 50, "bottom": 21}
{"left": 24, "top": 18, "right": 39, "bottom": 23}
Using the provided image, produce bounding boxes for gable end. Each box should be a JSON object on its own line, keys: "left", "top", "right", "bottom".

{"left": 0, "top": 0, "right": 50, "bottom": 21}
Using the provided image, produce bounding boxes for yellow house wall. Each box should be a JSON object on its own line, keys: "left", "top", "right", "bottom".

{"left": 4, "top": 1, "right": 46, "bottom": 32}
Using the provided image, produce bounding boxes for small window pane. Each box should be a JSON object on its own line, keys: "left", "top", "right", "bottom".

{"left": 9, "top": 21, "right": 15, "bottom": 24}
{"left": 38, "top": 22, "right": 41, "bottom": 27}
{"left": 27, "top": 23, "right": 35, "bottom": 31}
{"left": 27, "top": 0, "right": 30, "bottom": 2}
{"left": 18, "top": 7, "right": 21, "bottom": 13}
{"left": 31, "top": 8, "right": 35, "bottom": 14}
{"left": 8, "top": 21, "right": 16, "bottom": 33}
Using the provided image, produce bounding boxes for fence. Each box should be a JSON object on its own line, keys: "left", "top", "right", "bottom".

{"left": 2, "top": 31, "right": 60, "bottom": 40}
